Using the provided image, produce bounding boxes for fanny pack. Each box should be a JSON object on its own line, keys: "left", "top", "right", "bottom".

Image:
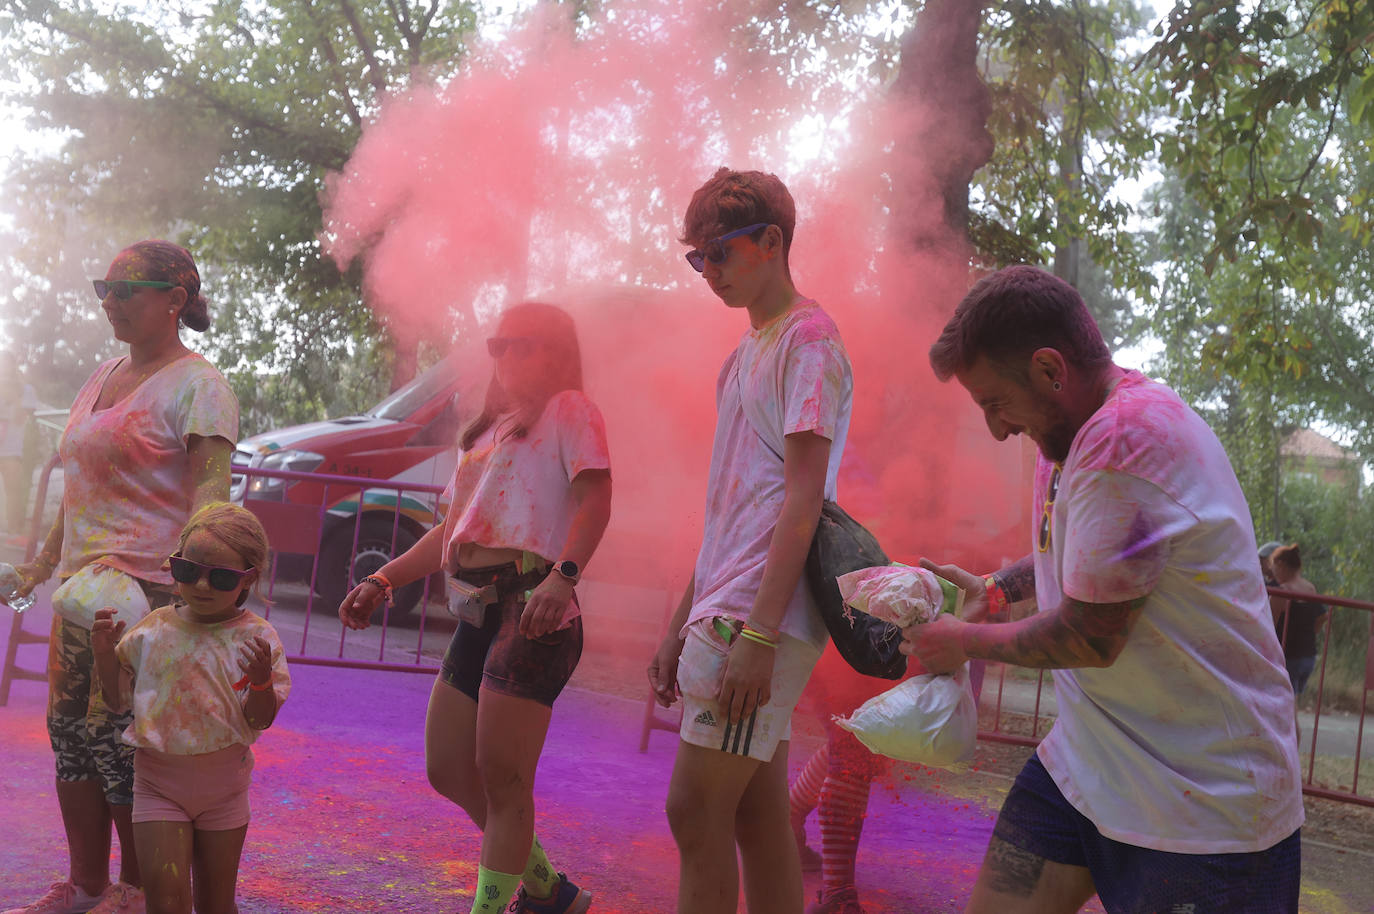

{"left": 51, "top": 562, "right": 153, "bottom": 631}
{"left": 447, "top": 561, "right": 549, "bottom": 625}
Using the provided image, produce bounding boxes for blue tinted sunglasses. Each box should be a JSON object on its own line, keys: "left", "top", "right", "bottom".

{"left": 685, "top": 223, "right": 770, "bottom": 272}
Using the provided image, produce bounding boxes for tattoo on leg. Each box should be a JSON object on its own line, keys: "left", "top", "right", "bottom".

{"left": 984, "top": 837, "right": 1046, "bottom": 897}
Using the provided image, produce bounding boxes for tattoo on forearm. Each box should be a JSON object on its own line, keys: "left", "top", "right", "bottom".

{"left": 991, "top": 556, "right": 1036, "bottom": 605}
{"left": 964, "top": 596, "right": 1145, "bottom": 669}
{"left": 984, "top": 836, "right": 1046, "bottom": 897}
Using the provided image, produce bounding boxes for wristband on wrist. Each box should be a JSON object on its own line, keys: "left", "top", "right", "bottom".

{"left": 249, "top": 678, "right": 273, "bottom": 692}
{"left": 985, "top": 576, "right": 1009, "bottom": 619}
{"left": 362, "top": 572, "right": 394, "bottom": 606}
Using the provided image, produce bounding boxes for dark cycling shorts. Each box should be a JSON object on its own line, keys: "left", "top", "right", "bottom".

{"left": 992, "top": 752, "right": 1300, "bottom": 914}
{"left": 438, "top": 568, "right": 582, "bottom": 708}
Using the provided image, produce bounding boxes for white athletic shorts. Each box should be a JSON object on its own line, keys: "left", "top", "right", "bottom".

{"left": 677, "top": 616, "right": 821, "bottom": 763}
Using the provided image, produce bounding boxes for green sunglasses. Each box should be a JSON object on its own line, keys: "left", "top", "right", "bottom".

{"left": 93, "top": 279, "right": 176, "bottom": 301}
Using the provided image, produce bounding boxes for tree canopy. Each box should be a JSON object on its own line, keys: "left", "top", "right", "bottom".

{"left": 2, "top": 0, "right": 1372, "bottom": 614}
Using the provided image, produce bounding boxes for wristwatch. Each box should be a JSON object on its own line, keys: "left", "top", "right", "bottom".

{"left": 552, "top": 560, "right": 580, "bottom": 583}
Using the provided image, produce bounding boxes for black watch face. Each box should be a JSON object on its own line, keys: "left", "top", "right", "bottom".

{"left": 558, "top": 561, "right": 579, "bottom": 578}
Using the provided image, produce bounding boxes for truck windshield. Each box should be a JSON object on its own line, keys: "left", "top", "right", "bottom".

{"left": 367, "top": 357, "right": 459, "bottom": 421}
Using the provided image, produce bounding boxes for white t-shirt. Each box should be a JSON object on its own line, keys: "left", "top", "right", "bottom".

{"left": 441, "top": 390, "right": 611, "bottom": 621}
{"left": 687, "top": 301, "right": 853, "bottom": 651}
{"left": 115, "top": 605, "right": 291, "bottom": 754}
{"left": 1034, "top": 370, "right": 1303, "bottom": 853}
{"left": 0, "top": 380, "right": 38, "bottom": 458}
{"left": 59, "top": 354, "right": 240, "bottom": 584}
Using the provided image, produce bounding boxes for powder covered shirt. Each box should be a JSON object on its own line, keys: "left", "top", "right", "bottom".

{"left": 59, "top": 354, "right": 239, "bottom": 584}
{"left": 1033, "top": 370, "right": 1303, "bottom": 853}
{"left": 441, "top": 390, "right": 610, "bottom": 620}
{"left": 115, "top": 605, "right": 291, "bottom": 754}
{"left": 688, "top": 301, "right": 853, "bottom": 651}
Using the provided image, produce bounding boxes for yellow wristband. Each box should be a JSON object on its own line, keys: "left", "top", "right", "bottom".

{"left": 739, "top": 629, "right": 779, "bottom": 648}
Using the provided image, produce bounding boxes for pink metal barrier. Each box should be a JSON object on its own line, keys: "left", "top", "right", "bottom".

{"left": 975, "top": 587, "right": 1374, "bottom": 809}
{"left": 3, "top": 456, "right": 1371, "bottom": 809}
{"left": 234, "top": 464, "right": 448, "bottom": 675}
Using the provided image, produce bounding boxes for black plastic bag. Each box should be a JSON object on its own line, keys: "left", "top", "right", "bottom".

{"left": 806, "top": 501, "right": 907, "bottom": 680}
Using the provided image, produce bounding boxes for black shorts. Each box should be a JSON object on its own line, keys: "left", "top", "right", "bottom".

{"left": 993, "top": 752, "right": 1301, "bottom": 914}
{"left": 438, "top": 567, "right": 582, "bottom": 707}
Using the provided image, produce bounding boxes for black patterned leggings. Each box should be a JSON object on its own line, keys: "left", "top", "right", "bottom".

{"left": 47, "top": 616, "right": 137, "bottom": 804}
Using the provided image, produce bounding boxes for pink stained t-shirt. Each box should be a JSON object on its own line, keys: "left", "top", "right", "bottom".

{"left": 1032, "top": 370, "right": 1303, "bottom": 853}
{"left": 58, "top": 353, "right": 239, "bottom": 585}
{"left": 115, "top": 605, "right": 291, "bottom": 754}
{"left": 440, "top": 390, "right": 611, "bottom": 620}
{"left": 687, "top": 301, "right": 854, "bottom": 651}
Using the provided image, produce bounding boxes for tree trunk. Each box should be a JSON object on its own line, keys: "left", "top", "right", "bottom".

{"left": 890, "top": 0, "right": 994, "bottom": 254}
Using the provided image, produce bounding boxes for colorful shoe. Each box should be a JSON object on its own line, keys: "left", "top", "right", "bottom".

{"left": 805, "top": 885, "right": 866, "bottom": 914}
{"left": 87, "top": 884, "right": 143, "bottom": 914}
{"left": 508, "top": 873, "right": 591, "bottom": 914}
{"left": 2, "top": 882, "right": 105, "bottom": 914}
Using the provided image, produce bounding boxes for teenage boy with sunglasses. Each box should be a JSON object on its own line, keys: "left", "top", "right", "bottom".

{"left": 906, "top": 265, "right": 1303, "bottom": 914}
{"left": 647, "top": 168, "right": 853, "bottom": 914}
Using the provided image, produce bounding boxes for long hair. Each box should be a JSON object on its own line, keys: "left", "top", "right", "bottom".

{"left": 459, "top": 302, "right": 583, "bottom": 451}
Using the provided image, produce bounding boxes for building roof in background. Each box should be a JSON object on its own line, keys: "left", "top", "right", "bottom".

{"left": 1281, "top": 428, "right": 1356, "bottom": 462}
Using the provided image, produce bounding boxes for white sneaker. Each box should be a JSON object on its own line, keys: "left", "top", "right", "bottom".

{"left": 86, "top": 885, "right": 143, "bottom": 914}
{"left": 2, "top": 882, "right": 104, "bottom": 914}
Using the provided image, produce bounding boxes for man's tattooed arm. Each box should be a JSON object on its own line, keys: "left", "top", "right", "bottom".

{"left": 962, "top": 594, "right": 1147, "bottom": 669}
{"left": 987, "top": 556, "right": 1037, "bottom": 621}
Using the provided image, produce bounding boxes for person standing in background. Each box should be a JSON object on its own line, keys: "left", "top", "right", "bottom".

{"left": 0, "top": 355, "right": 39, "bottom": 540}
{"left": 1269, "top": 543, "right": 1328, "bottom": 696}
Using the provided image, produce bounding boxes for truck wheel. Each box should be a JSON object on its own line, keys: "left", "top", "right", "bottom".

{"left": 319, "top": 517, "right": 425, "bottom": 619}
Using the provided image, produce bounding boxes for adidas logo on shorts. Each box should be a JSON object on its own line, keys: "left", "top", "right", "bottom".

{"left": 694, "top": 709, "right": 717, "bottom": 727}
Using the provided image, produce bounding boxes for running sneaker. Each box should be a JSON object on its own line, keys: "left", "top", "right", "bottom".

{"left": 805, "top": 885, "right": 866, "bottom": 914}
{"left": 1, "top": 882, "right": 104, "bottom": 914}
{"left": 87, "top": 884, "right": 143, "bottom": 914}
{"left": 507, "top": 873, "right": 592, "bottom": 914}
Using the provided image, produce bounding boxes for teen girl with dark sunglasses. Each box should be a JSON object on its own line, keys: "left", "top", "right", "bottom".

{"left": 339, "top": 301, "right": 612, "bottom": 914}
{"left": 91, "top": 503, "right": 289, "bottom": 914}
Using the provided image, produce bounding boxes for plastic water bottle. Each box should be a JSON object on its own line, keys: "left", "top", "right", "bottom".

{"left": 0, "top": 563, "right": 35, "bottom": 613}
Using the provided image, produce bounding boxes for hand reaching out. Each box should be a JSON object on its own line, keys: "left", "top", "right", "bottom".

{"left": 238, "top": 635, "right": 273, "bottom": 689}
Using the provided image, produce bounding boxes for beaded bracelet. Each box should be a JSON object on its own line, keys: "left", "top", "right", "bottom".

{"left": 362, "top": 572, "right": 394, "bottom": 606}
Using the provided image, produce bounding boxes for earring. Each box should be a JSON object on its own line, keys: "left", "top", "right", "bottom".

{"left": 1052, "top": 381, "right": 1063, "bottom": 392}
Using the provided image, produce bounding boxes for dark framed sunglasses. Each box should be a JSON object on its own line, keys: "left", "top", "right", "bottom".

{"left": 487, "top": 336, "right": 539, "bottom": 360}
{"left": 169, "top": 554, "right": 255, "bottom": 592}
{"left": 93, "top": 279, "right": 176, "bottom": 301}
{"left": 685, "top": 223, "right": 770, "bottom": 272}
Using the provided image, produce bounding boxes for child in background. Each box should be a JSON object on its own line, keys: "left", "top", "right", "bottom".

{"left": 92, "top": 503, "right": 290, "bottom": 914}
{"left": 339, "top": 302, "right": 612, "bottom": 914}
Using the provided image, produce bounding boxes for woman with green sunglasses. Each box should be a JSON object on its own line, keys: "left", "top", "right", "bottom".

{"left": 6, "top": 240, "right": 239, "bottom": 914}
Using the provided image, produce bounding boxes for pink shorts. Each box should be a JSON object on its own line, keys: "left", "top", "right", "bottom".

{"left": 132, "top": 744, "right": 254, "bottom": 830}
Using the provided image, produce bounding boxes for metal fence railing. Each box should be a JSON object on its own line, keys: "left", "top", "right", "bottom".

{"left": 971, "top": 587, "right": 1373, "bottom": 808}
